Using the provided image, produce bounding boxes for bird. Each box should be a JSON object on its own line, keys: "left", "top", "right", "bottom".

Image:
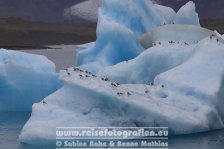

{"left": 111, "top": 82, "right": 118, "bottom": 87}
{"left": 117, "top": 92, "right": 124, "bottom": 96}
{"left": 104, "top": 77, "right": 109, "bottom": 81}
{"left": 169, "top": 41, "right": 175, "bottom": 44}
{"left": 43, "top": 101, "right": 47, "bottom": 105}
{"left": 161, "top": 85, "right": 165, "bottom": 88}
{"left": 184, "top": 42, "right": 189, "bottom": 45}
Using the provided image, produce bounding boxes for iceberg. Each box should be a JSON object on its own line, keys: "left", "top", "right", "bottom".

{"left": 174, "top": 1, "right": 200, "bottom": 26}
{"left": 20, "top": 36, "right": 224, "bottom": 144}
{"left": 19, "top": 0, "right": 224, "bottom": 145}
{"left": 76, "top": 0, "right": 176, "bottom": 73}
{"left": 0, "top": 49, "right": 61, "bottom": 111}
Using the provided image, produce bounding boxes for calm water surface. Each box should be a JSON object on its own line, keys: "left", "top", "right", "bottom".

{"left": 0, "top": 112, "right": 224, "bottom": 149}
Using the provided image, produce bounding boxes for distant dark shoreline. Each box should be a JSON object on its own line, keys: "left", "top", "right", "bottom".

{"left": 0, "top": 45, "right": 52, "bottom": 50}
{"left": 0, "top": 18, "right": 223, "bottom": 50}
{"left": 0, "top": 18, "right": 96, "bottom": 50}
{"left": 200, "top": 19, "right": 224, "bottom": 34}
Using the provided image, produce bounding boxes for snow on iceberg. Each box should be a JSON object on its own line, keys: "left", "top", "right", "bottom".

{"left": 155, "top": 37, "right": 224, "bottom": 100}
{"left": 155, "top": 36, "right": 224, "bottom": 125}
{"left": 98, "top": 43, "right": 197, "bottom": 84}
{"left": 140, "top": 24, "right": 214, "bottom": 49}
{"left": 0, "top": 49, "right": 61, "bottom": 111}
{"left": 76, "top": 0, "right": 176, "bottom": 73}
{"left": 100, "top": 27, "right": 224, "bottom": 84}
{"left": 174, "top": 1, "right": 200, "bottom": 26}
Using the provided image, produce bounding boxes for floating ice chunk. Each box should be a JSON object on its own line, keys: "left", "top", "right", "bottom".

{"left": 140, "top": 24, "right": 214, "bottom": 49}
{"left": 174, "top": 1, "right": 200, "bottom": 26}
{"left": 0, "top": 49, "right": 61, "bottom": 111}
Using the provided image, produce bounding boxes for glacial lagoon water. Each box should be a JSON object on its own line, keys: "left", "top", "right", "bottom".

{"left": 1, "top": 47, "right": 224, "bottom": 149}
{"left": 0, "top": 112, "right": 224, "bottom": 149}
{"left": 21, "top": 45, "right": 77, "bottom": 71}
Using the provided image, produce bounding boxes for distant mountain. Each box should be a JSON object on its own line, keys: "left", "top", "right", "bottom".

{"left": 0, "top": 0, "right": 87, "bottom": 24}
{"left": 0, "top": 0, "right": 223, "bottom": 24}
{"left": 0, "top": 17, "right": 96, "bottom": 48}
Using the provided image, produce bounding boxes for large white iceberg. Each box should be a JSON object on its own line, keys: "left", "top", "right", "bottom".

{"left": 20, "top": 34, "right": 224, "bottom": 144}
{"left": 0, "top": 49, "right": 61, "bottom": 111}
{"left": 76, "top": 0, "right": 176, "bottom": 73}
{"left": 19, "top": 0, "right": 224, "bottom": 145}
